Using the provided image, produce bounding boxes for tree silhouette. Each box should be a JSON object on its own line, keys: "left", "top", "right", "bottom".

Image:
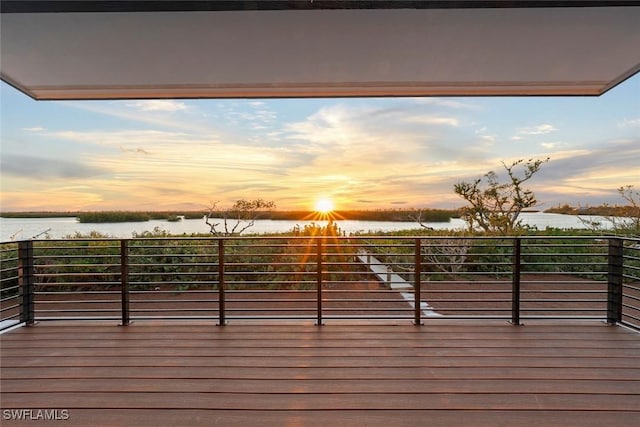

{"left": 206, "top": 199, "right": 276, "bottom": 236}
{"left": 454, "top": 158, "right": 549, "bottom": 235}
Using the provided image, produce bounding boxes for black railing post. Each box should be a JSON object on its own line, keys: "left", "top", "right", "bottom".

{"left": 511, "top": 238, "right": 521, "bottom": 325}
{"left": 414, "top": 238, "right": 423, "bottom": 325}
{"left": 316, "top": 238, "right": 323, "bottom": 326}
{"left": 120, "top": 239, "right": 130, "bottom": 326}
{"left": 218, "top": 239, "right": 226, "bottom": 326}
{"left": 18, "top": 241, "right": 35, "bottom": 326}
{"left": 607, "top": 238, "right": 623, "bottom": 325}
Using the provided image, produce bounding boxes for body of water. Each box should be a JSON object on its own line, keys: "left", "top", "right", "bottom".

{"left": 0, "top": 212, "right": 615, "bottom": 242}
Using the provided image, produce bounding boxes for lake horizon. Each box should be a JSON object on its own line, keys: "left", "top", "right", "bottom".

{"left": 0, "top": 212, "right": 618, "bottom": 242}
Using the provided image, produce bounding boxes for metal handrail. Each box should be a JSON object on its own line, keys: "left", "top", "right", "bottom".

{"left": 1, "top": 235, "right": 639, "bottom": 331}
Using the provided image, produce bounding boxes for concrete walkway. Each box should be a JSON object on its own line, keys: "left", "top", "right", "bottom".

{"left": 356, "top": 250, "right": 441, "bottom": 317}
{"left": 356, "top": 250, "right": 412, "bottom": 290}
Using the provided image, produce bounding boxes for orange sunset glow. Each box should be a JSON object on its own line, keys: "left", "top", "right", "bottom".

{"left": 314, "top": 198, "right": 334, "bottom": 214}
{"left": 1, "top": 73, "right": 639, "bottom": 213}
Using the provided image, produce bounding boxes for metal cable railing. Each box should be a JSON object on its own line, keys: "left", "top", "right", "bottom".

{"left": 0, "top": 242, "right": 20, "bottom": 330}
{"left": 1, "top": 235, "right": 638, "bottom": 330}
{"left": 622, "top": 241, "right": 640, "bottom": 328}
{"left": 519, "top": 238, "right": 609, "bottom": 320}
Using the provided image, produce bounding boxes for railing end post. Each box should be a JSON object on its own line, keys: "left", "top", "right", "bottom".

{"left": 607, "top": 238, "right": 623, "bottom": 325}
{"left": 218, "top": 239, "right": 226, "bottom": 327}
{"left": 120, "top": 239, "right": 130, "bottom": 326}
{"left": 316, "top": 238, "right": 323, "bottom": 326}
{"left": 414, "top": 238, "right": 422, "bottom": 326}
{"left": 511, "top": 237, "right": 521, "bottom": 326}
{"left": 18, "top": 240, "right": 35, "bottom": 326}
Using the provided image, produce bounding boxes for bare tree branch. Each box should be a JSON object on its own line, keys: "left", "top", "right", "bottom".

{"left": 454, "top": 158, "right": 549, "bottom": 235}
{"left": 206, "top": 199, "right": 276, "bottom": 236}
{"left": 408, "top": 209, "right": 435, "bottom": 230}
{"left": 580, "top": 185, "right": 640, "bottom": 235}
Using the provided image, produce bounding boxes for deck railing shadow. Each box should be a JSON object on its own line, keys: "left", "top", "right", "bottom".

{"left": 1, "top": 235, "right": 639, "bottom": 331}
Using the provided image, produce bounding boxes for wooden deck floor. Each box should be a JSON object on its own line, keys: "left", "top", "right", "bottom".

{"left": 1, "top": 320, "right": 639, "bottom": 426}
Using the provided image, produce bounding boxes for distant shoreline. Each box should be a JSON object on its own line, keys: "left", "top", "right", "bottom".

{"left": 0, "top": 213, "right": 622, "bottom": 241}
{"left": 5, "top": 206, "right": 632, "bottom": 224}
{"left": 0, "top": 209, "right": 458, "bottom": 223}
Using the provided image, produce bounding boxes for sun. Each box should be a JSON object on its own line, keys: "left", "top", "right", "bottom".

{"left": 314, "top": 198, "right": 334, "bottom": 214}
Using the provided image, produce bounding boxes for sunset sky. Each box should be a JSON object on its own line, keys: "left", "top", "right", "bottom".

{"left": 1, "top": 75, "right": 638, "bottom": 212}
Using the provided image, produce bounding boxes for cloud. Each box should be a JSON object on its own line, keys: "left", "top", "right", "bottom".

{"left": 127, "top": 100, "right": 188, "bottom": 112}
{"left": 119, "top": 146, "right": 150, "bottom": 155}
{"left": 618, "top": 117, "right": 640, "bottom": 127}
{"left": 22, "top": 126, "right": 44, "bottom": 132}
{"left": 274, "top": 101, "right": 510, "bottom": 208}
{"left": 510, "top": 124, "right": 558, "bottom": 143}
{"left": 61, "top": 101, "right": 212, "bottom": 133}
{"left": 408, "top": 98, "right": 478, "bottom": 110}
{"left": 0, "top": 188, "right": 106, "bottom": 212}
{"left": 473, "top": 127, "right": 496, "bottom": 146}
{"left": 5, "top": 93, "right": 637, "bottom": 212}
{"left": 283, "top": 103, "right": 458, "bottom": 156}
{"left": 541, "top": 142, "right": 561, "bottom": 149}
{"left": 47, "top": 129, "right": 219, "bottom": 150}
{"left": 517, "top": 124, "right": 557, "bottom": 135}
{"left": 479, "top": 135, "right": 496, "bottom": 144}
{"left": 403, "top": 116, "right": 459, "bottom": 127}
{"left": 222, "top": 101, "right": 278, "bottom": 132}
{"left": 0, "top": 154, "right": 108, "bottom": 180}
{"left": 531, "top": 142, "right": 640, "bottom": 204}
{"left": 36, "top": 127, "right": 308, "bottom": 182}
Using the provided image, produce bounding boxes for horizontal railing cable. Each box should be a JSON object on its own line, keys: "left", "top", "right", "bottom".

{"left": 0, "top": 235, "right": 638, "bottom": 328}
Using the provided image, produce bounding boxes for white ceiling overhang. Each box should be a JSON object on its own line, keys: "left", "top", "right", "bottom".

{"left": 1, "top": 3, "right": 640, "bottom": 100}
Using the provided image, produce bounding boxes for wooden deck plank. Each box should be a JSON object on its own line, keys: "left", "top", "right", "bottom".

{"left": 2, "top": 351, "right": 639, "bottom": 366}
{"left": 4, "top": 321, "right": 629, "bottom": 333}
{"left": 5, "top": 362, "right": 638, "bottom": 380}
{"left": 3, "top": 331, "right": 638, "bottom": 342}
{"left": 4, "top": 332, "right": 638, "bottom": 342}
{"left": 1, "top": 354, "right": 639, "bottom": 368}
{"left": 4, "top": 366, "right": 640, "bottom": 380}
{"left": 3, "top": 378, "right": 639, "bottom": 394}
{"left": 2, "top": 391, "right": 639, "bottom": 411}
{"left": 4, "top": 347, "right": 639, "bottom": 359}
{"left": 3, "top": 323, "right": 634, "bottom": 335}
{"left": 9, "top": 409, "right": 636, "bottom": 427}
{"left": 4, "top": 339, "right": 638, "bottom": 350}
{"left": 1, "top": 321, "right": 639, "bottom": 426}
